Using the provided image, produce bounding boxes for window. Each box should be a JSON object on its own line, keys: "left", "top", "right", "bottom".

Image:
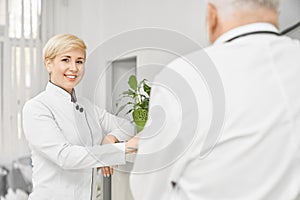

{"left": 0, "top": 0, "right": 5, "bottom": 25}
{"left": 8, "top": 0, "right": 41, "bottom": 39}
{"left": 0, "top": 0, "right": 47, "bottom": 163}
{"left": 0, "top": 41, "right": 3, "bottom": 148}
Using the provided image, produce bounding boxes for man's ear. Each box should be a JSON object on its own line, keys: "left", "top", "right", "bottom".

{"left": 207, "top": 2, "right": 218, "bottom": 43}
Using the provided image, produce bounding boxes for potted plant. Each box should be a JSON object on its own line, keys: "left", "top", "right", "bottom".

{"left": 115, "top": 75, "right": 151, "bottom": 132}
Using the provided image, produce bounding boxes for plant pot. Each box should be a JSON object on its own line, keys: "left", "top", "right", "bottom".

{"left": 133, "top": 108, "right": 148, "bottom": 133}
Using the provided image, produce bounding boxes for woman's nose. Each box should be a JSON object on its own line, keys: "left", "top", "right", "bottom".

{"left": 69, "top": 62, "right": 78, "bottom": 72}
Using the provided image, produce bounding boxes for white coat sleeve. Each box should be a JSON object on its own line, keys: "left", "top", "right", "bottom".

{"left": 95, "top": 106, "right": 135, "bottom": 141}
{"left": 22, "top": 99, "right": 126, "bottom": 170}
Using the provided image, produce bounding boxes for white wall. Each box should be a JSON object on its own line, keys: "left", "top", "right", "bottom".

{"left": 50, "top": 0, "right": 207, "bottom": 108}
{"left": 98, "top": 0, "right": 206, "bottom": 45}
{"left": 279, "top": 0, "right": 300, "bottom": 31}
{"left": 52, "top": 0, "right": 206, "bottom": 52}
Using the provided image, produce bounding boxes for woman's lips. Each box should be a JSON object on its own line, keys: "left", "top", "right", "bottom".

{"left": 64, "top": 74, "right": 77, "bottom": 81}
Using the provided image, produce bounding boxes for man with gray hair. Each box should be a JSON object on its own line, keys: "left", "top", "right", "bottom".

{"left": 131, "top": 0, "right": 300, "bottom": 199}
{"left": 168, "top": 0, "right": 300, "bottom": 199}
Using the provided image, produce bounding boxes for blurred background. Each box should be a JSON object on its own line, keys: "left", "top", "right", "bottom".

{"left": 0, "top": 0, "right": 299, "bottom": 199}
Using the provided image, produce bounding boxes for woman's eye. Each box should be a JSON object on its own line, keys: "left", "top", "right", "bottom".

{"left": 77, "top": 60, "right": 84, "bottom": 64}
{"left": 62, "top": 58, "right": 69, "bottom": 63}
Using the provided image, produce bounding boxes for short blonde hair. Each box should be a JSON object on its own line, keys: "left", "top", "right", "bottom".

{"left": 43, "top": 34, "right": 87, "bottom": 64}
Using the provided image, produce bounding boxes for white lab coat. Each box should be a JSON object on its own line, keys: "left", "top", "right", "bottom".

{"left": 130, "top": 23, "right": 300, "bottom": 199}
{"left": 22, "top": 82, "right": 134, "bottom": 200}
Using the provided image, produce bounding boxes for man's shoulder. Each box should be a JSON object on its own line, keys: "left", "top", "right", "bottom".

{"left": 279, "top": 35, "right": 300, "bottom": 48}
{"left": 165, "top": 49, "right": 213, "bottom": 69}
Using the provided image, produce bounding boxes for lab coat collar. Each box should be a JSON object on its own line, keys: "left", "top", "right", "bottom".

{"left": 46, "top": 81, "right": 77, "bottom": 103}
{"left": 213, "top": 22, "right": 279, "bottom": 45}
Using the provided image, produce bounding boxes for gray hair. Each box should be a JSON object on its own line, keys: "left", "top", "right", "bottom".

{"left": 208, "top": 0, "right": 281, "bottom": 16}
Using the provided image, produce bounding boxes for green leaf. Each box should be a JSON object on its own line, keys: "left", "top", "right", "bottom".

{"left": 115, "top": 75, "right": 152, "bottom": 128}
{"left": 128, "top": 75, "right": 138, "bottom": 91}
{"left": 143, "top": 82, "right": 151, "bottom": 96}
{"left": 122, "top": 89, "right": 136, "bottom": 96}
{"left": 133, "top": 108, "right": 148, "bottom": 121}
{"left": 140, "top": 99, "right": 149, "bottom": 109}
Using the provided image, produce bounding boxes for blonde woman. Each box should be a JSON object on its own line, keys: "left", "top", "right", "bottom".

{"left": 22, "top": 34, "right": 138, "bottom": 200}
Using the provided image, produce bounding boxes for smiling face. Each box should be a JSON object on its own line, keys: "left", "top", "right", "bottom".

{"left": 45, "top": 48, "right": 85, "bottom": 94}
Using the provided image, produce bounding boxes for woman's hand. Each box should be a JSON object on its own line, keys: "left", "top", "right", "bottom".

{"left": 126, "top": 134, "right": 140, "bottom": 153}
{"left": 101, "top": 135, "right": 119, "bottom": 144}
{"left": 99, "top": 134, "right": 140, "bottom": 176}
{"left": 100, "top": 166, "right": 114, "bottom": 177}
{"left": 99, "top": 135, "right": 118, "bottom": 177}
